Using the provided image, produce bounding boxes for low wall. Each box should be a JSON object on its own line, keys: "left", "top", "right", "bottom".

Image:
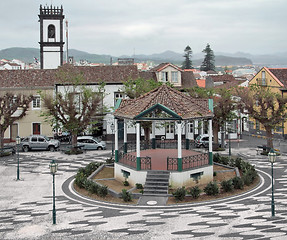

{"left": 114, "top": 162, "right": 147, "bottom": 186}
{"left": 169, "top": 165, "right": 213, "bottom": 188}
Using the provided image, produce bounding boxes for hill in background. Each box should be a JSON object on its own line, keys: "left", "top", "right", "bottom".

{"left": 1, "top": 47, "right": 286, "bottom": 67}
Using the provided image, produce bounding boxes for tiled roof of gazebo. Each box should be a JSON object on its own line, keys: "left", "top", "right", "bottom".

{"left": 114, "top": 85, "right": 213, "bottom": 120}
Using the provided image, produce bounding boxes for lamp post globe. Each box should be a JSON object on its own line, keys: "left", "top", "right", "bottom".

{"left": 268, "top": 149, "right": 276, "bottom": 217}
{"left": 49, "top": 159, "right": 58, "bottom": 224}
{"left": 16, "top": 136, "right": 21, "bottom": 180}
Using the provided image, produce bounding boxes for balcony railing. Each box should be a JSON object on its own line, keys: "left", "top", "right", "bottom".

{"left": 256, "top": 78, "right": 267, "bottom": 86}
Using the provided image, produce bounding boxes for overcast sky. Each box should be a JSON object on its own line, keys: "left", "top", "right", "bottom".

{"left": 1, "top": 0, "right": 286, "bottom": 56}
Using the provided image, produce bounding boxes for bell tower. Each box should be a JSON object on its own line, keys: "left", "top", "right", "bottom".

{"left": 39, "top": 5, "right": 65, "bottom": 69}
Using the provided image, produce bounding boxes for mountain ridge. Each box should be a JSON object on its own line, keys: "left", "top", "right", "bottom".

{"left": 0, "top": 47, "right": 286, "bottom": 67}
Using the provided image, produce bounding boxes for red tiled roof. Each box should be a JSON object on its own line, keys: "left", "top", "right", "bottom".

{"left": 0, "top": 65, "right": 139, "bottom": 88}
{"left": 150, "top": 63, "right": 183, "bottom": 72}
{"left": 114, "top": 84, "right": 213, "bottom": 120}
{"left": 209, "top": 75, "right": 236, "bottom": 82}
{"left": 267, "top": 68, "right": 287, "bottom": 88}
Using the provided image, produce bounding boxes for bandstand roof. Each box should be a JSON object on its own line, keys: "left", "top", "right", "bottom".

{"left": 114, "top": 85, "right": 213, "bottom": 121}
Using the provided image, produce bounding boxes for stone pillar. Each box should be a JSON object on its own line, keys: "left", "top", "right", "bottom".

{"left": 152, "top": 121, "right": 156, "bottom": 149}
{"left": 115, "top": 118, "right": 119, "bottom": 162}
{"left": 177, "top": 121, "right": 182, "bottom": 172}
{"left": 208, "top": 119, "right": 213, "bottom": 165}
{"left": 124, "top": 119, "right": 127, "bottom": 153}
{"left": 136, "top": 122, "right": 141, "bottom": 170}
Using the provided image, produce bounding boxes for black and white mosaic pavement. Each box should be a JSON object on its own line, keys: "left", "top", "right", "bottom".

{"left": 1, "top": 148, "right": 287, "bottom": 239}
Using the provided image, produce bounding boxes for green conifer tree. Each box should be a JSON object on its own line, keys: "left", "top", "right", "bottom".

{"left": 200, "top": 43, "right": 215, "bottom": 71}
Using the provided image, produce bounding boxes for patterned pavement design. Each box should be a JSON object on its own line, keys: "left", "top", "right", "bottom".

{"left": 0, "top": 148, "right": 287, "bottom": 239}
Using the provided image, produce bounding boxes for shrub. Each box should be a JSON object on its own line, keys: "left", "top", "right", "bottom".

{"left": 123, "top": 180, "right": 129, "bottom": 186}
{"left": 221, "top": 179, "right": 234, "bottom": 192}
{"left": 242, "top": 168, "right": 258, "bottom": 186}
{"left": 172, "top": 187, "right": 186, "bottom": 201}
{"left": 213, "top": 153, "right": 221, "bottom": 162}
{"left": 98, "top": 185, "right": 108, "bottom": 197}
{"left": 136, "top": 183, "right": 143, "bottom": 189}
{"left": 220, "top": 156, "right": 229, "bottom": 165}
{"left": 88, "top": 182, "right": 99, "bottom": 194}
{"left": 74, "top": 172, "right": 86, "bottom": 188}
{"left": 232, "top": 176, "right": 244, "bottom": 190}
{"left": 213, "top": 171, "right": 217, "bottom": 177}
{"left": 83, "top": 179, "right": 93, "bottom": 190}
{"left": 204, "top": 182, "right": 219, "bottom": 195}
{"left": 106, "top": 157, "right": 114, "bottom": 164}
{"left": 189, "top": 186, "right": 201, "bottom": 199}
{"left": 121, "top": 189, "right": 132, "bottom": 202}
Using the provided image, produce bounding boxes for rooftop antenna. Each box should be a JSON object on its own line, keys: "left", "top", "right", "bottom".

{"left": 66, "top": 19, "right": 69, "bottom": 63}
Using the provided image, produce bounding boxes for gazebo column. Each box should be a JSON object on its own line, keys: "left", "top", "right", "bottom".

{"left": 177, "top": 121, "right": 182, "bottom": 172}
{"left": 136, "top": 122, "right": 141, "bottom": 170}
{"left": 124, "top": 119, "right": 127, "bottom": 153}
{"left": 208, "top": 119, "right": 213, "bottom": 165}
{"left": 185, "top": 121, "right": 190, "bottom": 150}
{"left": 152, "top": 121, "right": 156, "bottom": 149}
{"left": 114, "top": 118, "right": 119, "bottom": 163}
{"left": 194, "top": 120, "right": 198, "bottom": 137}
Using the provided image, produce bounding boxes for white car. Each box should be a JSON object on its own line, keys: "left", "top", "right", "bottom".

{"left": 77, "top": 136, "right": 106, "bottom": 150}
{"left": 195, "top": 134, "right": 226, "bottom": 148}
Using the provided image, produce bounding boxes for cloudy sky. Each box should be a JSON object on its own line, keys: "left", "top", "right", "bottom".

{"left": 1, "top": 0, "right": 286, "bottom": 56}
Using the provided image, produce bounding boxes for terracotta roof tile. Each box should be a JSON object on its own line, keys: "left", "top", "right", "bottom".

{"left": 114, "top": 85, "right": 213, "bottom": 120}
{"left": 0, "top": 65, "right": 139, "bottom": 89}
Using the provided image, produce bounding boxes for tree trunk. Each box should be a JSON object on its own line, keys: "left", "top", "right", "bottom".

{"left": 0, "top": 129, "right": 4, "bottom": 149}
{"left": 213, "top": 122, "right": 219, "bottom": 144}
{"left": 143, "top": 126, "right": 150, "bottom": 149}
{"left": 265, "top": 126, "right": 273, "bottom": 149}
{"left": 71, "top": 133, "right": 77, "bottom": 148}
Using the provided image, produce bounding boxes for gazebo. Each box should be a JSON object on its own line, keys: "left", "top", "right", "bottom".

{"left": 113, "top": 85, "right": 214, "bottom": 188}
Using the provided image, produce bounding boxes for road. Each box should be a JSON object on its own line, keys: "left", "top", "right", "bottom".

{"left": 0, "top": 136, "right": 287, "bottom": 239}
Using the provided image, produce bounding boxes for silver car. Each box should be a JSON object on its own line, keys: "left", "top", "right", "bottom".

{"left": 77, "top": 136, "right": 106, "bottom": 150}
{"left": 21, "top": 135, "right": 60, "bottom": 152}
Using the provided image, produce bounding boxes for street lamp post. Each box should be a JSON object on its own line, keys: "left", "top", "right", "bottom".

{"left": 111, "top": 123, "right": 115, "bottom": 156}
{"left": 49, "top": 159, "right": 58, "bottom": 224}
{"left": 268, "top": 149, "right": 276, "bottom": 217}
{"left": 16, "top": 136, "right": 21, "bottom": 181}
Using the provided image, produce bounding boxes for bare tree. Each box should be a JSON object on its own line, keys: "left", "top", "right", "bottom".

{"left": 41, "top": 65, "right": 105, "bottom": 152}
{"left": 0, "top": 92, "right": 33, "bottom": 148}
{"left": 187, "top": 87, "right": 236, "bottom": 147}
{"left": 236, "top": 85, "right": 287, "bottom": 148}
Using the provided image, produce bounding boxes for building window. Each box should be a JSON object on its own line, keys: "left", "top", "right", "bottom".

{"left": 161, "top": 72, "right": 168, "bottom": 82}
{"left": 189, "top": 122, "right": 193, "bottom": 133}
{"left": 171, "top": 71, "right": 178, "bottom": 83}
{"left": 33, "top": 123, "right": 41, "bottom": 135}
{"left": 48, "top": 24, "right": 55, "bottom": 39}
{"left": 114, "top": 92, "right": 125, "bottom": 106}
{"left": 32, "top": 96, "right": 41, "bottom": 109}
{"left": 262, "top": 71, "right": 266, "bottom": 86}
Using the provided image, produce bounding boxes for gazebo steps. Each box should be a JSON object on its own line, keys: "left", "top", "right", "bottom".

{"left": 143, "top": 170, "right": 170, "bottom": 196}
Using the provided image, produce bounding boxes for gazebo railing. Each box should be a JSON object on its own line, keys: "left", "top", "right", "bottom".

{"left": 182, "top": 153, "right": 209, "bottom": 170}
{"left": 119, "top": 151, "right": 137, "bottom": 169}
{"left": 167, "top": 153, "right": 209, "bottom": 171}
{"left": 140, "top": 156, "right": 151, "bottom": 170}
{"left": 118, "top": 151, "right": 151, "bottom": 170}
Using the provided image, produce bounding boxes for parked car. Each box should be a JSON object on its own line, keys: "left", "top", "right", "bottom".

{"left": 195, "top": 134, "right": 226, "bottom": 148}
{"left": 77, "top": 136, "right": 106, "bottom": 150}
{"left": 20, "top": 135, "right": 60, "bottom": 152}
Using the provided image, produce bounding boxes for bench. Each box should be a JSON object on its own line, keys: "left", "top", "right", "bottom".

{"left": 256, "top": 145, "right": 280, "bottom": 155}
